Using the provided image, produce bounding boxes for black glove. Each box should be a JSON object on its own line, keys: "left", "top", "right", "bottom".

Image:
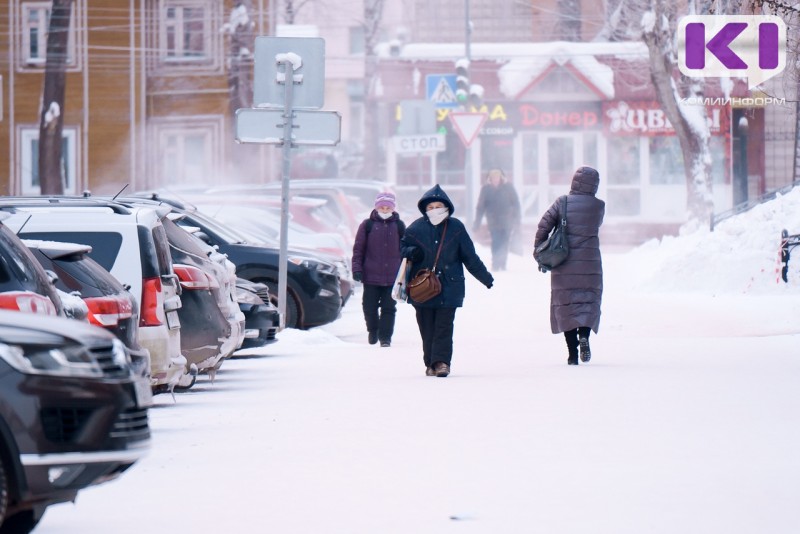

{"left": 402, "top": 247, "right": 421, "bottom": 261}
{"left": 353, "top": 272, "right": 362, "bottom": 282}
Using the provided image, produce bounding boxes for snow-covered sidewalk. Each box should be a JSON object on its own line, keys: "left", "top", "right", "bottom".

{"left": 39, "top": 229, "right": 799, "bottom": 533}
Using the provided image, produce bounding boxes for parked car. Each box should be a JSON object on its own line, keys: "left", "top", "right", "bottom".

{"left": 123, "top": 195, "right": 342, "bottom": 329}
{"left": 276, "top": 178, "right": 395, "bottom": 219}
{"left": 0, "top": 198, "right": 189, "bottom": 393}
{"left": 23, "top": 239, "right": 151, "bottom": 380}
{"left": 0, "top": 215, "right": 63, "bottom": 317}
{"left": 202, "top": 185, "right": 359, "bottom": 243}
{"left": 191, "top": 203, "right": 355, "bottom": 306}
{"left": 158, "top": 213, "right": 245, "bottom": 383}
{"left": 0, "top": 309, "right": 150, "bottom": 532}
{"left": 196, "top": 202, "right": 350, "bottom": 260}
{"left": 235, "top": 278, "right": 280, "bottom": 349}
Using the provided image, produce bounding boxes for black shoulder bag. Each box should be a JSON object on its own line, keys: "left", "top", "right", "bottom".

{"left": 534, "top": 195, "right": 569, "bottom": 272}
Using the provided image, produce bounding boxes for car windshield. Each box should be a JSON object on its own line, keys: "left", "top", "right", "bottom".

{"left": 183, "top": 212, "right": 250, "bottom": 245}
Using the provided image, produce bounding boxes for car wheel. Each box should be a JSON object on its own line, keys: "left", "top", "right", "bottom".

{"left": 0, "top": 509, "right": 44, "bottom": 534}
{"left": 261, "top": 280, "right": 300, "bottom": 329}
{"left": 173, "top": 372, "right": 197, "bottom": 392}
{"left": 0, "top": 458, "right": 8, "bottom": 526}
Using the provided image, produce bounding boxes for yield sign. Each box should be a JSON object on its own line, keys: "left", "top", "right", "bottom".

{"left": 449, "top": 112, "right": 488, "bottom": 147}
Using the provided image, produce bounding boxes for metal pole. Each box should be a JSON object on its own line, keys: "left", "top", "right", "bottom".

{"left": 463, "top": 0, "right": 474, "bottom": 228}
{"left": 277, "top": 59, "right": 295, "bottom": 330}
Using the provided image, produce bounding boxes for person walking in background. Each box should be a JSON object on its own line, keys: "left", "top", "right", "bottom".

{"left": 352, "top": 192, "right": 405, "bottom": 347}
{"left": 401, "top": 185, "right": 494, "bottom": 377}
{"left": 473, "top": 168, "right": 521, "bottom": 271}
{"left": 535, "top": 166, "right": 605, "bottom": 365}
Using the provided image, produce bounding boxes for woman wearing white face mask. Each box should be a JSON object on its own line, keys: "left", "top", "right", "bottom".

{"left": 400, "top": 184, "right": 494, "bottom": 377}
{"left": 352, "top": 192, "right": 406, "bottom": 347}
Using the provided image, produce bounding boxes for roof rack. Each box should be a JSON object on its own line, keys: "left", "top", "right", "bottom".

{"left": 0, "top": 196, "right": 133, "bottom": 215}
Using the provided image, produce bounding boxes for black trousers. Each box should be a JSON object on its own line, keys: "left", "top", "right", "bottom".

{"left": 490, "top": 226, "right": 512, "bottom": 270}
{"left": 564, "top": 327, "right": 591, "bottom": 359}
{"left": 414, "top": 306, "right": 457, "bottom": 368}
{"left": 362, "top": 284, "right": 396, "bottom": 343}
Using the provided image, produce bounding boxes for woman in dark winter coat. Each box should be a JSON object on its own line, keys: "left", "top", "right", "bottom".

{"left": 473, "top": 169, "right": 521, "bottom": 271}
{"left": 401, "top": 185, "right": 494, "bottom": 377}
{"left": 534, "top": 166, "right": 605, "bottom": 366}
{"left": 352, "top": 192, "right": 404, "bottom": 347}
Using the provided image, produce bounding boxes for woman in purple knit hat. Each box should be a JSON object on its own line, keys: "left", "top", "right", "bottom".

{"left": 351, "top": 192, "right": 405, "bottom": 347}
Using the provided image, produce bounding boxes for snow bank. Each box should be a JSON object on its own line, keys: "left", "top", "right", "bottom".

{"left": 626, "top": 186, "right": 800, "bottom": 294}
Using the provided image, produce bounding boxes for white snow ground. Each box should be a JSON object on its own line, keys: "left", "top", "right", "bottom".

{"left": 40, "top": 189, "right": 800, "bottom": 533}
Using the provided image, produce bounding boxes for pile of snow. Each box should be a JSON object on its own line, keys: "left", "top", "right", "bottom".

{"left": 626, "top": 186, "right": 800, "bottom": 295}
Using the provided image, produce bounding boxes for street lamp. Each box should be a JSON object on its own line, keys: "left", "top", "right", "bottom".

{"left": 735, "top": 115, "right": 749, "bottom": 207}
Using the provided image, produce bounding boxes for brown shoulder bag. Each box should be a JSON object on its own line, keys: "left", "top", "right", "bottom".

{"left": 408, "top": 221, "right": 448, "bottom": 303}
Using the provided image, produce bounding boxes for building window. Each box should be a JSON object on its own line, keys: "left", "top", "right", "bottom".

{"left": 349, "top": 26, "right": 365, "bottom": 55}
{"left": 159, "top": 1, "right": 213, "bottom": 64}
{"left": 151, "top": 119, "right": 221, "bottom": 186}
{"left": 20, "top": 127, "right": 78, "bottom": 195}
{"left": 20, "top": 1, "right": 77, "bottom": 67}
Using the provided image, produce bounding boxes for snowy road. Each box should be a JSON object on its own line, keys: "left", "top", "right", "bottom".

{"left": 39, "top": 248, "right": 800, "bottom": 533}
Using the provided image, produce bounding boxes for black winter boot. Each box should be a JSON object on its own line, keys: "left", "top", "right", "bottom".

{"left": 579, "top": 337, "right": 591, "bottom": 362}
{"left": 565, "top": 329, "right": 579, "bottom": 365}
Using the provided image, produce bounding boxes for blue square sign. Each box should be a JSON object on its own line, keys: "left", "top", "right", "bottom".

{"left": 426, "top": 74, "right": 458, "bottom": 108}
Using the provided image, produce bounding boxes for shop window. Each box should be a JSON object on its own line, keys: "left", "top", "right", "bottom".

{"left": 607, "top": 136, "right": 641, "bottom": 216}
{"left": 650, "top": 136, "right": 726, "bottom": 185}
{"left": 607, "top": 136, "right": 640, "bottom": 185}
{"left": 521, "top": 133, "right": 539, "bottom": 185}
{"left": 649, "top": 137, "right": 684, "bottom": 185}
{"left": 19, "top": 127, "right": 78, "bottom": 195}
{"left": 20, "top": 1, "right": 77, "bottom": 68}
{"left": 480, "top": 137, "right": 513, "bottom": 181}
{"left": 583, "top": 133, "right": 598, "bottom": 168}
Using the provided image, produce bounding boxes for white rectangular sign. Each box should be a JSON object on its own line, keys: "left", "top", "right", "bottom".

{"left": 393, "top": 134, "right": 446, "bottom": 154}
{"left": 236, "top": 108, "right": 341, "bottom": 146}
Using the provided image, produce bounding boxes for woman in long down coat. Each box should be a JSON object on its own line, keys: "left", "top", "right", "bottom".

{"left": 535, "top": 166, "right": 605, "bottom": 366}
{"left": 401, "top": 185, "right": 494, "bottom": 377}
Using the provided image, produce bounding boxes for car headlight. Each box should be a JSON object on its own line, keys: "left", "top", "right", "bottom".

{"left": 288, "top": 256, "right": 336, "bottom": 275}
{"left": 111, "top": 338, "right": 130, "bottom": 367}
{"left": 236, "top": 287, "right": 264, "bottom": 305}
{"left": 0, "top": 341, "right": 104, "bottom": 378}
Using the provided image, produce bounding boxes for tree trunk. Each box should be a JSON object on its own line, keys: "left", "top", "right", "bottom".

{"left": 227, "top": 2, "right": 255, "bottom": 119}
{"left": 641, "top": 0, "right": 714, "bottom": 222}
{"left": 557, "top": 0, "right": 582, "bottom": 41}
{"left": 38, "top": 0, "right": 73, "bottom": 195}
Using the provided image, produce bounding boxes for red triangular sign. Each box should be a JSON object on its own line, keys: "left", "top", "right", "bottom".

{"left": 449, "top": 112, "right": 488, "bottom": 148}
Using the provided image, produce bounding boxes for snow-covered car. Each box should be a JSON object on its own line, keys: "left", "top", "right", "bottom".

{"left": 0, "top": 198, "right": 189, "bottom": 393}
{"left": 0, "top": 309, "right": 150, "bottom": 532}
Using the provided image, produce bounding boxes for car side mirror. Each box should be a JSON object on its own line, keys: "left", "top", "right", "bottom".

{"left": 44, "top": 269, "right": 59, "bottom": 286}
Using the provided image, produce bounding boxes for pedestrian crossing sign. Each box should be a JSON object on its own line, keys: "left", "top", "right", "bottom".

{"left": 426, "top": 74, "right": 459, "bottom": 108}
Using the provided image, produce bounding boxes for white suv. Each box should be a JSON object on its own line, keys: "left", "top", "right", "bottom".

{"left": 0, "top": 199, "right": 189, "bottom": 392}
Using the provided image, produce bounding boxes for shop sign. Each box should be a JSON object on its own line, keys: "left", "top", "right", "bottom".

{"left": 603, "top": 100, "right": 726, "bottom": 136}
{"left": 516, "top": 103, "right": 602, "bottom": 130}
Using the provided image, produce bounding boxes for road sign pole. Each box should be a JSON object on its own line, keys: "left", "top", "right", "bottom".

{"left": 277, "top": 58, "right": 296, "bottom": 330}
